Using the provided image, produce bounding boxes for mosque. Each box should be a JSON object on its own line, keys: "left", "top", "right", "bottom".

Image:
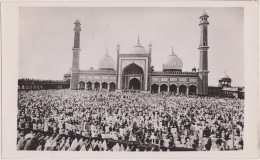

{"left": 64, "top": 11, "right": 210, "bottom": 95}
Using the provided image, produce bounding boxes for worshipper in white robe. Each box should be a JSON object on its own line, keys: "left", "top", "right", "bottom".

{"left": 80, "top": 144, "right": 86, "bottom": 151}
{"left": 101, "top": 140, "right": 108, "bottom": 151}
{"left": 64, "top": 138, "right": 71, "bottom": 150}
{"left": 88, "top": 145, "right": 93, "bottom": 151}
{"left": 120, "top": 144, "right": 125, "bottom": 152}
{"left": 17, "top": 136, "right": 26, "bottom": 150}
{"left": 36, "top": 144, "right": 43, "bottom": 151}
{"left": 78, "top": 138, "right": 84, "bottom": 149}
{"left": 51, "top": 140, "right": 58, "bottom": 151}
{"left": 70, "top": 138, "right": 79, "bottom": 151}
{"left": 125, "top": 146, "right": 130, "bottom": 151}
{"left": 98, "top": 141, "right": 103, "bottom": 151}
{"left": 44, "top": 137, "right": 53, "bottom": 151}
{"left": 219, "top": 142, "right": 226, "bottom": 151}
{"left": 91, "top": 140, "right": 97, "bottom": 150}
{"left": 112, "top": 143, "right": 120, "bottom": 151}
{"left": 59, "top": 137, "right": 66, "bottom": 149}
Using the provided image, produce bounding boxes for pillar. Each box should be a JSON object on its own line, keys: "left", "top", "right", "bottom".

{"left": 78, "top": 84, "right": 80, "bottom": 90}
{"left": 85, "top": 83, "right": 87, "bottom": 90}
{"left": 167, "top": 85, "right": 170, "bottom": 93}
{"left": 186, "top": 85, "right": 189, "bottom": 96}
{"left": 140, "top": 76, "right": 143, "bottom": 90}
{"left": 108, "top": 83, "right": 110, "bottom": 91}
{"left": 158, "top": 84, "right": 161, "bottom": 93}
{"left": 177, "top": 86, "right": 179, "bottom": 95}
{"left": 125, "top": 76, "right": 127, "bottom": 90}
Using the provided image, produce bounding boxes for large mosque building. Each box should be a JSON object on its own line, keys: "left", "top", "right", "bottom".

{"left": 64, "top": 11, "right": 210, "bottom": 95}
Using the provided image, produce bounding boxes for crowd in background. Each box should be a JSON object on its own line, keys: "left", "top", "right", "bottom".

{"left": 17, "top": 89, "right": 244, "bottom": 151}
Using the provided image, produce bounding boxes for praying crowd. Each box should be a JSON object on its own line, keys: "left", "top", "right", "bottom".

{"left": 17, "top": 89, "right": 244, "bottom": 151}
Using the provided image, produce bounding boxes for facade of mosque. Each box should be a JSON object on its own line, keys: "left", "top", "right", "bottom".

{"left": 64, "top": 12, "right": 210, "bottom": 95}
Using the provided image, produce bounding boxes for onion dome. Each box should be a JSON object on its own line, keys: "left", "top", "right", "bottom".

{"left": 98, "top": 49, "right": 115, "bottom": 70}
{"left": 130, "top": 36, "right": 149, "bottom": 54}
{"left": 162, "top": 47, "right": 183, "bottom": 72}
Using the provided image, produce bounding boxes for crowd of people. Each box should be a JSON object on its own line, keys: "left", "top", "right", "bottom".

{"left": 17, "top": 89, "right": 244, "bottom": 151}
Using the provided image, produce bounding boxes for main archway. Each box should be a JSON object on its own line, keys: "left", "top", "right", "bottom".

{"left": 122, "top": 63, "right": 144, "bottom": 90}
{"left": 129, "top": 78, "right": 141, "bottom": 90}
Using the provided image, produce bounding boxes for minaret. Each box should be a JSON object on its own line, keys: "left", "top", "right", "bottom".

{"left": 198, "top": 10, "right": 209, "bottom": 95}
{"left": 70, "top": 19, "right": 81, "bottom": 90}
{"left": 148, "top": 42, "right": 152, "bottom": 91}
{"left": 116, "top": 42, "right": 120, "bottom": 90}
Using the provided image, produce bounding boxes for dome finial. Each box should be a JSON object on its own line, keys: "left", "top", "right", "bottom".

{"left": 136, "top": 35, "right": 142, "bottom": 46}
{"left": 171, "top": 46, "right": 175, "bottom": 55}
{"left": 105, "top": 48, "right": 109, "bottom": 56}
{"left": 203, "top": 9, "right": 207, "bottom": 15}
{"left": 74, "top": 18, "right": 81, "bottom": 25}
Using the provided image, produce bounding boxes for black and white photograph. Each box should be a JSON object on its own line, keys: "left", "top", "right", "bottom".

{"left": 16, "top": 6, "right": 246, "bottom": 152}
{"left": 1, "top": 1, "right": 259, "bottom": 159}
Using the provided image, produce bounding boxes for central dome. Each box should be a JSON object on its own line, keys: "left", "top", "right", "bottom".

{"left": 130, "top": 36, "right": 149, "bottom": 54}
{"left": 162, "top": 47, "right": 183, "bottom": 72}
{"left": 98, "top": 50, "right": 115, "bottom": 70}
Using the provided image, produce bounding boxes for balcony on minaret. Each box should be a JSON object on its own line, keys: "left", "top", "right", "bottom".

{"left": 198, "top": 42, "right": 209, "bottom": 49}
{"left": 74, "top": 19, "right": 81, "bottom": 31}
{"left": 199, "top": 10, "right": 209, "bottom": 26}
{"left": 73, "top": 19, "right": 81, "bottom": 49}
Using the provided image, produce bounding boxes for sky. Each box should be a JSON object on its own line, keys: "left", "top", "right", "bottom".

{"left": 19, "top": 7, "right": 244, "bottom": 86}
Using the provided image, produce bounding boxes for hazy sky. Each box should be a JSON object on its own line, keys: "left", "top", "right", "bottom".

{"left": 19, "top": 7, "right": 244, "bottom": 86}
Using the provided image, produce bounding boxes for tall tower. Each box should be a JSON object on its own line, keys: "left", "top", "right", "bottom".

{"left": 116, "top": 43, "right": 120, "bottom": 90}
{"left": 70, "top": 19, "right": 81, "bottom": 90}
{"left": 148, "top": 42, "right": 152, "bottom": 91}
{"left": 198, "top": 10, "right": 209, "bottom": 95}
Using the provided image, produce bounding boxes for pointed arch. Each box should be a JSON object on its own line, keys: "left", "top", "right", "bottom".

{"left": 179, "top": 84, "right": 187, "bottom": 95}
{"left": 160, "top": 84, "right": 168, "bottom": 93}
{"left": 151, "top": 84, "right": 159, "bottom": 93}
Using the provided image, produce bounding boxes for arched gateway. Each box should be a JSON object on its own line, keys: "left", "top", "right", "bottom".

{"left": 121, "top": 63, "right": 144, "bottom": 90}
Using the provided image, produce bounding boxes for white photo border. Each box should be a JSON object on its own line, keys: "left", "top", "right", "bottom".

{"left": 1, "top": 1, "right": 259, "bottom": 159}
